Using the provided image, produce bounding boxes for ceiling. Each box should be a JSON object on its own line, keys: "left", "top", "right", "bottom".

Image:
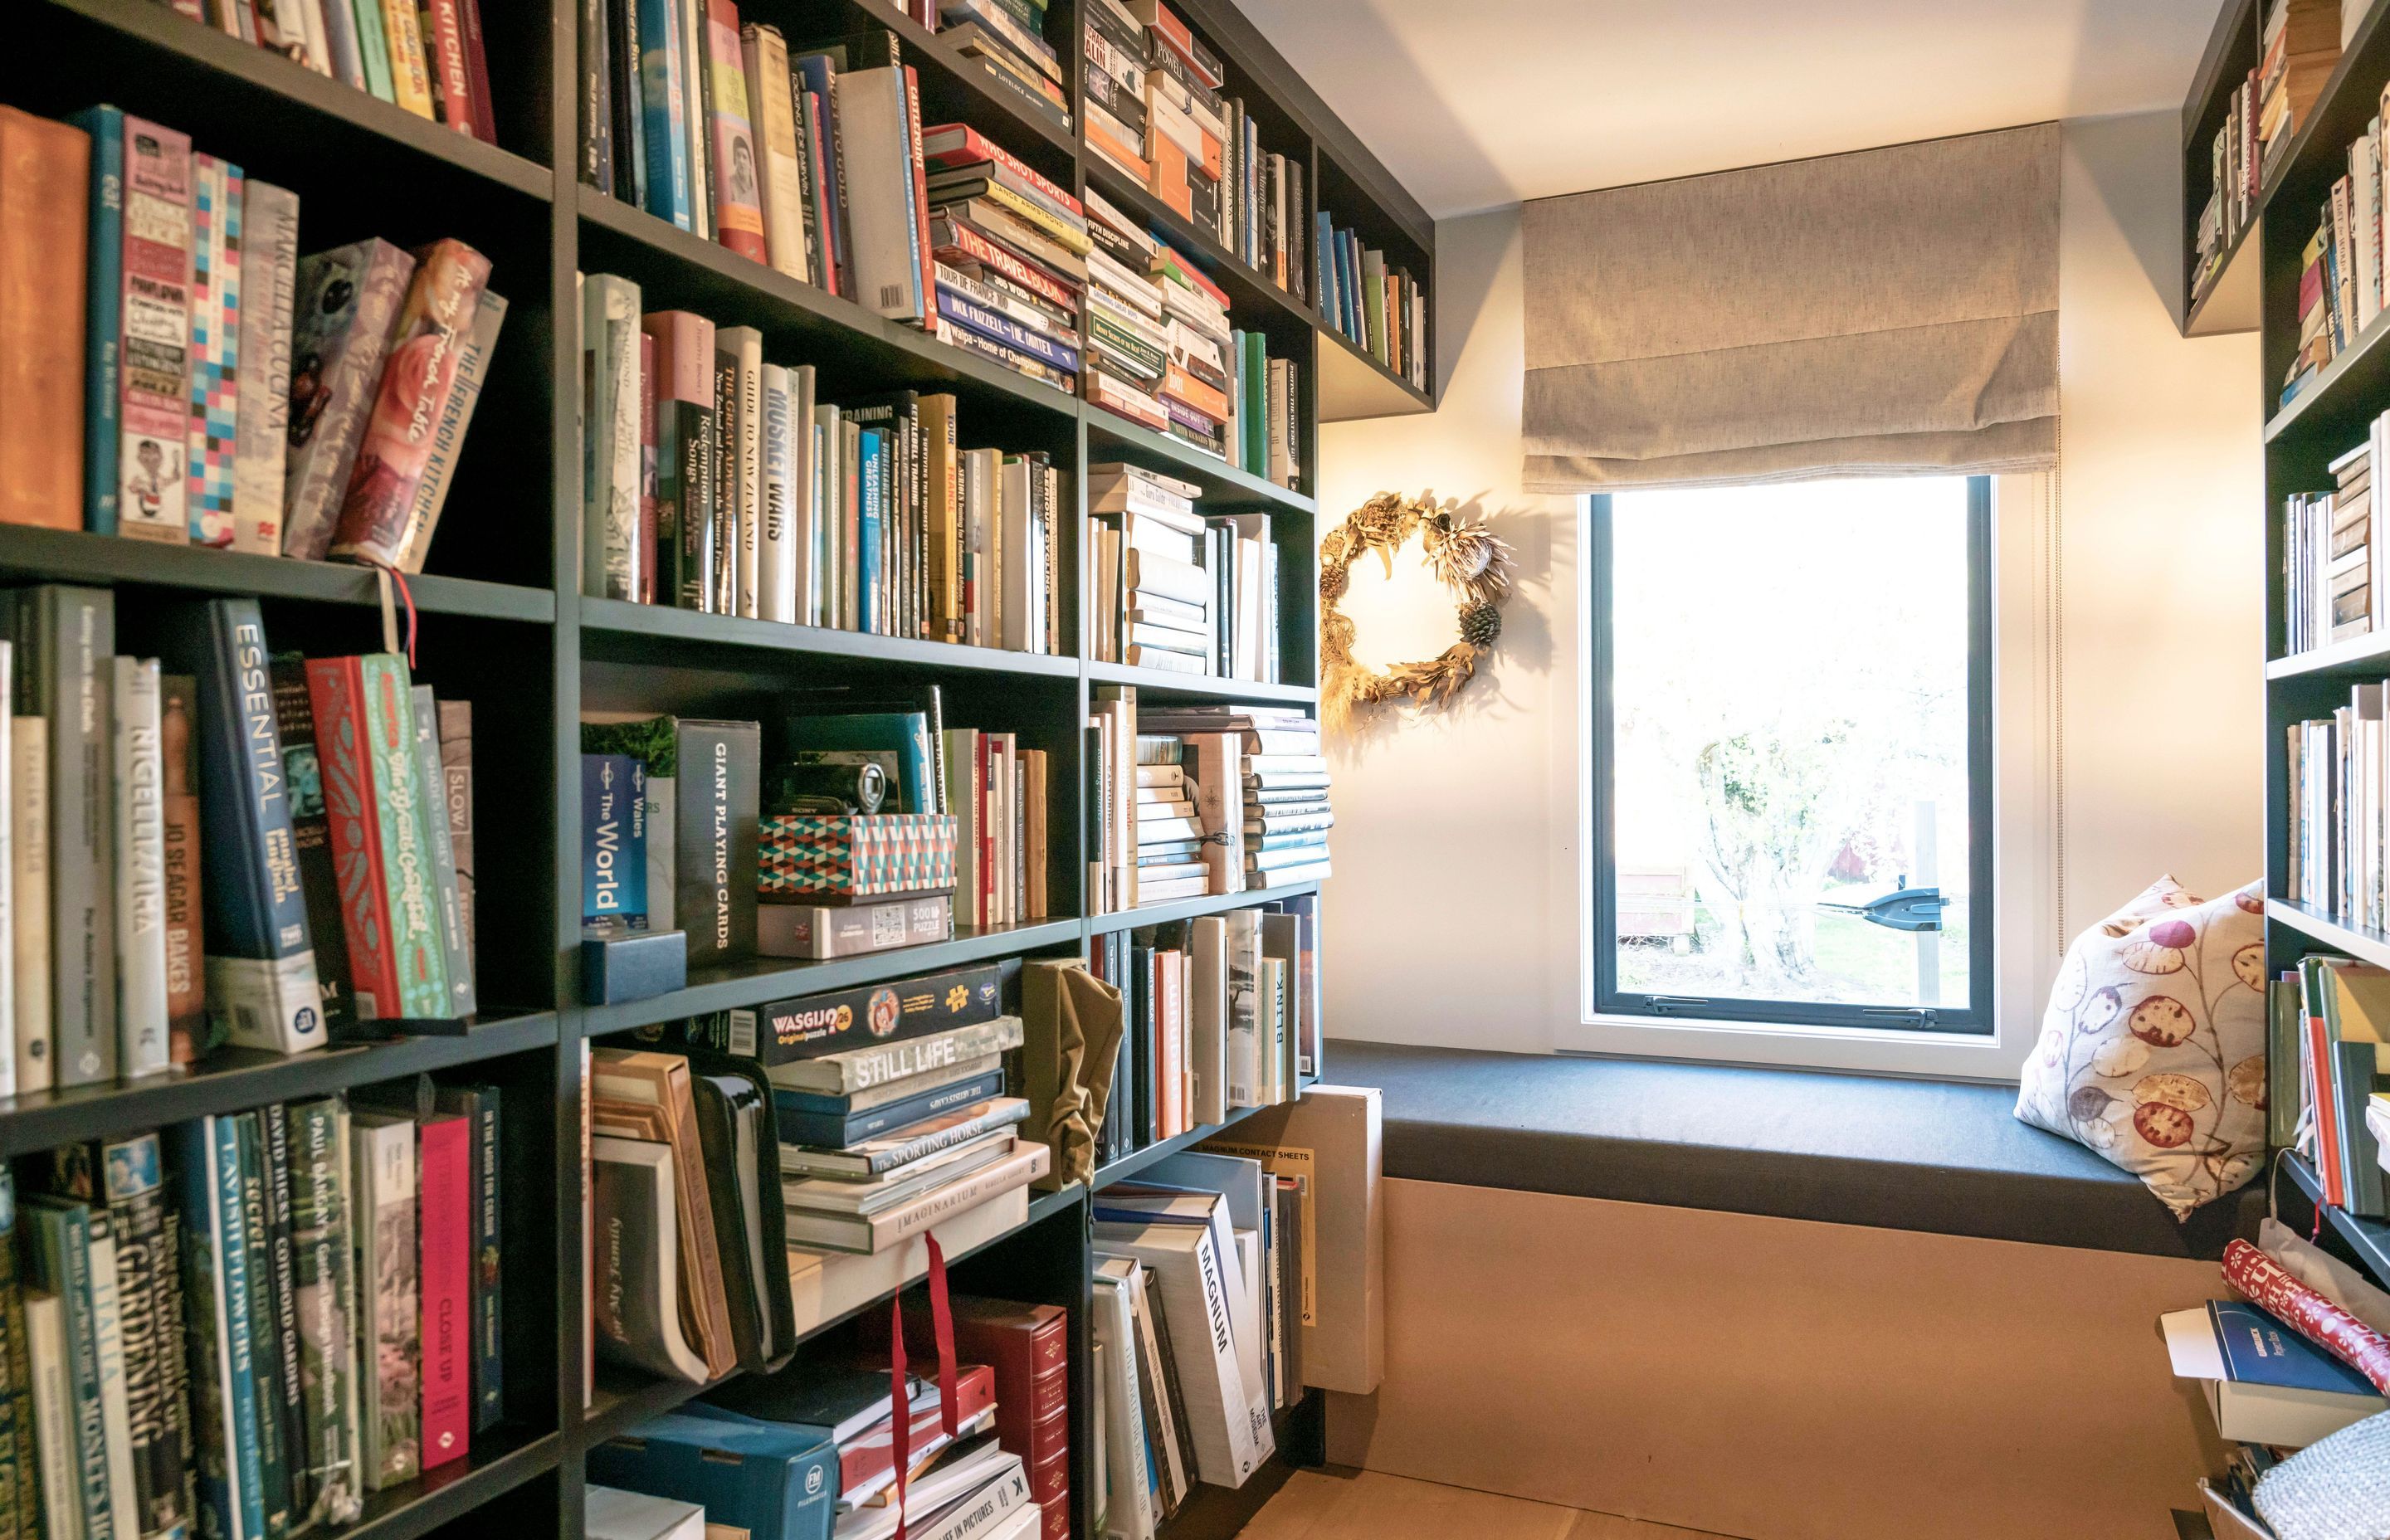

{"left": 1231, "top": 0, "right": 2228, "bottom": 218}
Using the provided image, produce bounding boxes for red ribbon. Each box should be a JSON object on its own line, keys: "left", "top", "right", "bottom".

{"left": 890, "top": 1297, "right": 910, "bottom": 1540}
{"left": 926, "top": 1233, "right": 959, "bottom": 1441}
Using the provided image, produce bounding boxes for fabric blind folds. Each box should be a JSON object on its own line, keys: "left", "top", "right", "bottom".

{"left": 1519, "top": 122, "right": 2060, "bottom": 492}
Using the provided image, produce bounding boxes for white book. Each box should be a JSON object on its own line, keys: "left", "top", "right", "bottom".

{"left": 353, "top": 1111, "right": 422, "bottom": 1489}
{"left": 758, "top": 363, "right": 799, "bottom": 623}
{"left": 2363, "top": 129, "right": 2386, "bottom": 334}
{"left": 999, "top": 459, "right": 1035, "bottom": 652}
{"left": 12, "top": 715, "right": 45, "bottom": 1096}
{"left": 742, "top": 23, "right": 812, "bottom": 285}
{"left": 232, "top": 178, "right": 300, "bottom": 555}
{"left": 86, "top": 1219, "right": 141, "bottom": 1536}
{"left": 679, "top": 0, "right": 711, "bottom": 240}
{"left": 583, "top": 274, "right": 645, "bottom": 602}
{"left": 963, "top": 449, "right": 1002, "bottom": 647}
{"left": 790, "top": 364, "right": 818, "bottom": 627}
{"left": 1259, "top": 955, "right": 1287, "bottom": 1104}
{"left": 1123, "top": 1261, "right": 1187, "bottom": 1503}
{"left": 1225, "top": 907, "right": 1261, "bottom": 1105}
{"left": 722, "top": 325, "right": 765, "bottom": 618}
{"left": 587, "top": 1485, "right": 706, "bottom": 1540}
{"left": 813, "top": 404, "right": 842, "bottom": 628}
{"left": 1093, "top": 1218, "right": 1265, "bottom": 1489}
{"left": 835, "top": 67, "right": 928, "bottom": 321}
{"left": 111, "top": 657, "right": 169, "bottom": 1079}
{"left": 1189, "top": 915, "right": 1228, "bottom": 1124}
{"left": 25, "top": 1290, "right": 80, "bottom": 1540}
{"left": 1090, "top": 1264, "right": 1158, "bottom": 1540}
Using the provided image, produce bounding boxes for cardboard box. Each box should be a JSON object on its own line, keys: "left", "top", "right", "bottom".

{"left": 1201, "top": 1084, "right": 1383, "bottom": 1394}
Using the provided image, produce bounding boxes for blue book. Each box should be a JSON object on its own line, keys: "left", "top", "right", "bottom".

{"left": 637, "top": 0, "right": 692, "bottom": 228}
{"left": 22, "top": 1198, "right": 112, "bottom": 1540}
{"left": 167, "top": 1119, "right": 267, "bottom": 1540}
{"left": 780, "top": 711, "right": 934, "bottom": 816}
{"left": 1314, "top": 211, "right": 1334, "bottom": 324}
{"left": 588, "top": 1411, "right": 839, "bottom": 1540}
{"left": 773, "top": 1068, "right": 1005, "bottom": 1148}
{"left": 156, "top": 599, "right": 326, "bottom": 1056}
{"left": 67, "top": 105, "right": 123, "bottom": 536}
{"left": 2209, "top": 1300, "right": 2381, "bottom": 1396}
{"left": 317, "top": 0, "right": 365, "bottom": 87}
{"left": 210, "top": 1118, "right": 267, "bottom": 1540}
{"left": 932, "top": 286, "right": 1084, "bottom": 373}
{"left": 789, "top": 55, "right": 850, "bottom": 285}
{"left": 857, "top": 428, "right": 885, "bottom": 636}
{"left": 583, "top": 753, "right": 649, "bottom": 926}
{"left": 353, "top": 0, "right": 396, "bottom": 102}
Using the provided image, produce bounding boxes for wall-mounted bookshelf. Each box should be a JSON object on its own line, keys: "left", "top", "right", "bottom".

{"left": 0, "top": 0, "right": 1422, "bottom": 1534}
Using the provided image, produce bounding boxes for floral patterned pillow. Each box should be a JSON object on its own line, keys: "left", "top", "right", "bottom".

{"left": 2014, "top": 875, "right": 2270, "bottom": 1219}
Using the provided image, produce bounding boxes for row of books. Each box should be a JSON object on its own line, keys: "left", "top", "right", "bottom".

{"left": 1092, "top": 1148, "right": 1312, "bottom": 1537}
{"left": 2192, "top": 0, "right": 2336, "bottom": 305}
{"left": 581, "top": 280, "right": 1066, "bottom": 650}
{"left": 587, "top": 1289, "right": 1068, "bottom": 1540}
{"left": 1087, "top": 695, "right": 1329, "bottom": 915}
{"left": 1080, "top": 0, "right": 1308, "bottom": 309}
{"left": 1316, "top": 213, "right": 1428, "bottom": 392}
{"left": 1087, "top": 463, "right": 1287, "bottom": 680}
{"left": 0, "top": 590, "right": 477, "bottom": 1098}
{"left": 1082, "top": 192, "right": 1301, "bottom": 486}
{"left": 2271, "top": 956, "right": 2390, "bottom": 1221}
{"left": 154, "top": 0, "right": 499, "bottom": 137}
{"left": 0, "top": 1081, "right": 505, "bottom": 1540}
{"left": 2282, "top": 430, "right": 2380, "bottom": 652}
{"left": 2285, "top": 680, "right": 2390, "bottom": 929}
{"left": 2281, "top": 82, "right": 2390, "bottom": 407}
{"left": 0, "top": 105, "right": 505, "bottom": 568}
{"left": 1085, "top": 894, "right": 1318, "bottom": 1165}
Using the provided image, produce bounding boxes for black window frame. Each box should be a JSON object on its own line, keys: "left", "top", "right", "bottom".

{"left": 1588, "top": 475, "right": 1997, "bottom": 1036}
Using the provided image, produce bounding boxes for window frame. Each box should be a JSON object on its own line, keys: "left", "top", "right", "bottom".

{"left": 1585, "top": 475, "right": 1998, "bottom": 1036}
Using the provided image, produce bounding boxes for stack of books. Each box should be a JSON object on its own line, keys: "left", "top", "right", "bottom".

{"left": 580, "top": 285, "right": 1066, "bottom": 650}
{"left": 1089, "top": 462, "right": 1209, "bottom": 672}
{"left": 1139, "top": 704, "right": 1330, "bottom": 890}
{"left": 2279, "top": 95, "right": 2390, "bottom": 407}
{"left": 935, "top": 0, "right": 1071, "bottom": 134}
{"left": 0, "top": 590, "right": 480, "bottom": 1094}
{"left": 1315, "top": 212, "right": 1428, "bottom": 391}
{"left": 1085, "top": 194, "right": 1174, "bottom": 429}
{"left": 0, "top": 1084, "right": 509, "bottom": 1538}
{"left": 924, "top": 124, "right": 1090, "bottom": 395}
{"left": 1082, "top": 0, "right": 1153, "bottom": 185}
{"left": 2284, "top": 436, "right": 2376, "bottom": 653}
{"left": 2162, "top": 1296, "right": 2388, "bottom": 1449}
{"left": 161, "top": 0, "right": 500, "bottom": 135}
{"left": 1087, "top": 903, "right": 1314, "bottom": 1159}
{"left": 1132, "top": 738, "right": 1209, "bottom": 903}
{"left": 2193, "top": 1, "right": 2339, "bottom": 305}
{"left": 0, "top": 105, "right": 505, "bottom": 569}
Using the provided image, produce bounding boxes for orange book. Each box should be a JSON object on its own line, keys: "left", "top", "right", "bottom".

{"left": 1160, "top": 362, "right": 1227, "bottom": 424}
{"left": 0, "top": 107, "right": 88, "bottom": 529}
{"left": 1147, "top": 134, "right": 1194, "bottom": 220}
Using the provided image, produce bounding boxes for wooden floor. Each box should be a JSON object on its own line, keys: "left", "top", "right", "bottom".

{"left": 1238, "top": 1469, "right": 1747, "bottom": 1540}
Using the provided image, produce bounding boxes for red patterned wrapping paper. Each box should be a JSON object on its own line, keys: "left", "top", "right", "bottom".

{"left": 2223, "top": 1237, "right": 2390, "bottom": 1395}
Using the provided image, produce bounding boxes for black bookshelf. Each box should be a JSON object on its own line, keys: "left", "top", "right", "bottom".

{"left": 0, "top": 0, "right": 1417, "bottom": 1534}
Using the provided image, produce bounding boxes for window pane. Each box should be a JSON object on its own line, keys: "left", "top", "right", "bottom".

{"left": 1608, "top": 478, "right": 1975, "bottom": 1014}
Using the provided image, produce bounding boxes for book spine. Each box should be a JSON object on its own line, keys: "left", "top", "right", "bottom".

{"left": 24, "top": 1291, "right": 77, "bottom": 1540}
{"left": 578, "top": 0, "right": 607, "bottom": 187}
{"left": 584, "top": 274, "right": 644, "bottom": 602}
{"left": 101, "top": 1134, "right": 186, "bottom": 1540}
{"left": 466, "top": 1094, "right": 500, "bottom": 1430}
{"left": 0, "top": 1172, "right": 28, "bottom": 1538}
{"left": 758, "top": 364, "right": 797, "bottom": 622}
{"left": 111, "top": 658, "right": 170, "bottom": 1079}
{"left": 73, "top": 105, "right": 124, "bottom": 536}
{"left": 409, "top": 686, "right": 475, "bottom": 1016}
{"left": 359, "top": 660, "right": 446, "bottom": 1019}
{"left": 281, "top": 241, "right": 416, "bottom": 562}
{"left": 437, "top": 702, "right": 475, "bottom": 961}
{"left": 304, "top": 660, "right": 397, "bottom": 1024}
{"left": 114, "top": 114, "right": 193, "bottom": 547}
{"left": 380, "top": 0, "right": 436, "bottom": 117}
{"left": 424, "top": 0, "right": 476, "bottom": 134}
{"left": 287, "top": 1097, "right": 358, "bottom": 1527}
{"left": 232, "top": 1118, "right": 290, "bottom": 1540}
{"left": 416, "top": 1118, "right": 469, "bottom": 1470}
{"left": 459, "top": 0, "right": 497, "bottom": 144}
{"left": 702, "top": 0, "right": 768, "bottom": 262}
{"left": 266, "top": 655, "right": 354, "bottom": 1040}
{"left": 85, "top": 1216, "right": 142, "bottom": 1540}
{"left": 230, "top": 180, "right": 297, "bottom": 557}
{"left": 259, "top": 1107, "right": 308, "bottom": 1524}
{"left": 743, "top": 23, "right": 808, "bottom": 281}
{"left": 319, "top": 0, "right": 365, "bottom": 85}
{"left": 33, "top": 1204, "right": 114, "bottom": 1540}
{"left": 351, "top": 1120, "right": 418, "bottom": 1490}
{"left": 186, "top": 156, "right": 241, "bottom": 548}
{"left": 637, "top": 0, "right": 694, "bottom": 227}
{"left": 400, "top": 290, "right": 506, "bottom": 574}
{"left": 723, "top": 329, "right": 763, "bottom": 620}
{"left": 354, "top": 0, "right": 396, "bottom": 100}
{"left": 327, "top": 239, "right": 492, "bottom": 567}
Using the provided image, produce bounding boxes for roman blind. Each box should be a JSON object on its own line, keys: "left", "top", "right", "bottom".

{"left": 1520, "top": 122, "right": 2060, "bottom": 491}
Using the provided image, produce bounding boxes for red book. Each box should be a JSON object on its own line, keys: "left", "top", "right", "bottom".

{"left": 305, "top": 654, "right": 440, "bottom": 1021}
{"left": 802, "top": 90, "right": 840, "bottom": 296}
{"left": 903, "top": 67, "right": 937, "bottom": 325}
{"left": 423, "top": 0, "right": 477, "bottom": 136}
{"left": 837, "top": 1362, "right": 996, "bottom": 1494}
{"left": 936, "top": 1299, "right": 1069, "bottom": 1476}
{"left": 929, "top": 215, "right": 1078, "bottom": 312}
{"left": 418, "top": 1109, "right": 474, "bottom": 1469}
{"left": 458, "top": 0, "right": 499, "bottom": 144}
{"left": 919, "top": 124, "right": 1085, "bottom": 219}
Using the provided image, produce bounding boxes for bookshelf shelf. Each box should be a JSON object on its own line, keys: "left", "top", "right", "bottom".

{"left": 0, "top": 1011, "right": 560, "bottom": 1158}
{"left": 2265, "top": 630, "right": 2390, "bottom": 679}
{"left": 2183, "top": 220, "right": 2261, "bottom": 339}
{"left": 2280, "top": 1149, "right": 2390, "bottom": 1289}
{"left": 1091, "top": 1100, "right": 1285, "bottom": 1189}
{"left": 2266, "top": 896, "right": 2390, "bottom": 971}
{"left": 1084, "top": 412, "right": 1319, "bottom": 514}
{"left": 576, "top": 919, "right": 1089, "bottom": 1038}
{"left": 1, "top": 0, "right": 1417, "bottom": 1528}
{"left": 0, "top": 526, "right": 558, "bottom": 622}
{"left": 2264, "top": 302, "right": 2390, "bottom": 445}
{"left": 1089, "top": 880, "right": 1323, "bottom": 935}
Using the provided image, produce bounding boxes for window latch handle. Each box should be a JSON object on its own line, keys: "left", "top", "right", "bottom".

{"left": 1644, "top": 995, "right": 1710, "bottom": 1014}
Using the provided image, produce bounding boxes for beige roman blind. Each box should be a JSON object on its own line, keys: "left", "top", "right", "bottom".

{"left": 1520, "top": 122, "right": 2060, "bottom": 492}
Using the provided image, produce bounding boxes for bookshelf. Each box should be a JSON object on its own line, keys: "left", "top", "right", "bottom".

{"left": 0, "top": 0, "right": 1422, "bottom": 1535}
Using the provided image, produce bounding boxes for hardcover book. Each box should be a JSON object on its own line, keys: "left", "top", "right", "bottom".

{"left": 233, "top": 1112, "right": 294, "bottom": 1538}
{"left": 187, "top": 154, "right": 242, "bottom": 548}
{"left": 287, "top": 1094, "right": 361, "bottom": 1528}
{"left": 584, "top": 272, "right": 645, "bottom": 602}
{"left": 765, "top": 1014, "right": 1026, "bottom": 1095}
{"left": 267, "top": 652, "right": 357, "bottom": 1040}
{"left": 110, "top": 655, "right": 171, "bottom": 1079}
{"left": 398, "top": 289, "right": 508, "bottom": 574}
{"left": 432, "top": 1084, "right": 503, "bottom": 1430}
{"left": 155, "top": 602, "right": 325, "bottom": 1056}
{"left": 283, "top": 240, "right": 417, "bottom": 561}
{"left": 160, "top": 675, "right": 206, "bottom": 1063}
{"left": 10, "top": 704, "right": 44, "bottom": 1098}
{"left": 83, "top": 107, "right": 193, "bottom": 545}
{"left": 437, "top": 700, "right": 476, "bottom": 959}
{"left": 641, "top": 311, "right": 717, "bottom": 607}
{"left": 589, "top": 1138, "right": 709, "bottom": 1383}
{"left": 165, "top": 1117, "right": 267, "bottom": 1540}
{"left": 417, "top": 1112, "right": 471, "bottom": 1470}
{"left": 702, "top": 0, "right": 768, "bottom": 264}
{"left": 100, "top": 1133, "right": 186, "bottom": 1540}
{"left": 637, "top": 0, "right": 696, "bottom": 228}
{"left": 351, "top": 1112, "right": 420, "bottom": 1490}
{"left": 409, "top": 685, "right": 475, "bottom": 1017}
{"left": 0, "top": 107, "right": 88, "bottom": 533}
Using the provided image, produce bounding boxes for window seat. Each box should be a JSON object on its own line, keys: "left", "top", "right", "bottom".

{"left": 1324, "top": 1037, "right": 2262, "bottom": 1260}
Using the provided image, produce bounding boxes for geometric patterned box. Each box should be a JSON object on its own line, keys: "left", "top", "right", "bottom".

{"left": 757, "top": 812, "right": 958, "bottom": 899}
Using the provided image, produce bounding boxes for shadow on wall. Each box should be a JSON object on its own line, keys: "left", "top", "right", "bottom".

{"left": 2068, "top": 110, "right": 2183, "bottom": 329}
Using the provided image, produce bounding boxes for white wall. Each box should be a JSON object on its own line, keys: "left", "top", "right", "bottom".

{"left": 1315, "top": 110, "right": 2263, "bottom": 1065}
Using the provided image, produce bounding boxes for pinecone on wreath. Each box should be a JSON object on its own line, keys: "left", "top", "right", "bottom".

{"left": 1320, "top": 563, "right": 1349, "bottom": 603}
{"left": 1459, "top": 597, "right": 1501, "bottom": 648}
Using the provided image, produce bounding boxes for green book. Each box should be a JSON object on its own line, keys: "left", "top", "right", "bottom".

{"left": 352, "top": 0, "right": 396, "bottom": 101}
{"left": 1243, "top": 330, "right": 1268, "bottom": 475}
{"left": 22, "top": 1197, "right": 112, "bottom": 1540}
{"left": 287, "top": 1095, "right": 361, "bottom": 1527}
{"left": 233, "top": 1114, "right": 291, "bottom": 1540}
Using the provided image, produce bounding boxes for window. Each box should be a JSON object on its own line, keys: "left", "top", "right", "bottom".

{"left": 1588, "top": 475, "right": 1994, "bottom": 1034}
